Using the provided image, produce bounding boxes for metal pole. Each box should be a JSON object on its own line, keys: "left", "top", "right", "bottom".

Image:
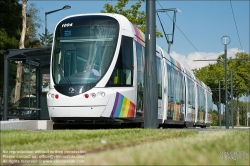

{"left": 241, "top": 107, "right": 243, "bottom": 125}
{"left": 224, "top": 44, "right": 229, "bottom": 129}
{"left": 221, "top": 35, "right": 230, "bottom": 129}
{"left": 28, "top": 59, "right": 31, "bottom": 110}
{"left": 221, "top": 104, "right": 225, "bottom": 126}
{"left": 230, "top": 68, "right": 234, "bottom": 128}
{"left": 36, "top": 68, "right": 40, "bottom": 119}
{"left": 44, "top": 6, "right": 71, "bottom": 47}
{"left": 247, "top": 89, "right": 250, "bottom": 126}
{"left": 3, "top": 53, "right": 9, "bottom": 121}
{"left": 45, "top": 13, "right": 47, "bottom": 46}
{"left": 219, "top": 80, "right": 221, "bottom": 127}
{"left": 144, "top": 0, "right": 158, "bottom": 128}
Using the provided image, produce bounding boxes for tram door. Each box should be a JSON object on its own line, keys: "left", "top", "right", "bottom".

{"left": 136, "top": 42, "right": 144, "bottom": 118}
{"left": 39, "top": 68, "right": 50, "bottom": 120}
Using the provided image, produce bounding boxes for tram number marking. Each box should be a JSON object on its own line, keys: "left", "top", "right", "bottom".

{"left": 62, "top": 23, "right": 73, "bottom": 27}
{"left": 69, "top": 87, "right": 75, "bottom": 94}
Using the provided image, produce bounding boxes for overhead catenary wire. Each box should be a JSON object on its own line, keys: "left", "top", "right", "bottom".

{"left": 229, "top": 0, "right": 243, "bottom": 52}
{"left": 156, "top": 0, "right": 209, "bottom": 63}
{"left": 156, "top": 9, "right": 177, "bottom": 54}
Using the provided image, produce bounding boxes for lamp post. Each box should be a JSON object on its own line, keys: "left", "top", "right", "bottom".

{"left": 221, "top": 35, "right": 231, "bottom": 129}
{"left": 219, "top": 79, "right": 221, "bottom": 127}
{"left": 230, "top": 67, "right": 234, "bottom": 128}
{"left": 45, "top": 5, "right": 71, "bottom": 46}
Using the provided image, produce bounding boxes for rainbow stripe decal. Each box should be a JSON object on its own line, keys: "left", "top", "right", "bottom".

{"left": 173, "top": 104, "right": 181, "bottom": 121}
{"left": 110, "top": 92, "right": 135, "bottom": 118}
{"left": 170, "top": 56, "right": 182, "bottom": 72}
{"left": 133, "top": 25, "right": 145, "bottom": 47}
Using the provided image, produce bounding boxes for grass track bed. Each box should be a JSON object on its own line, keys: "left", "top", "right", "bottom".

{"left": 1, "top": 129, "right": 249, "bottom": 165}
{"left": 1, "top": 129, "right": 195, "bottom": 151}
{"left": 84, "top": 130, "right": 249, "bottom": 165}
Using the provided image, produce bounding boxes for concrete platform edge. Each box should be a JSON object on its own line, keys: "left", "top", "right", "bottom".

{"left": 0, "top": 120, "right": 53, "bottom": 130}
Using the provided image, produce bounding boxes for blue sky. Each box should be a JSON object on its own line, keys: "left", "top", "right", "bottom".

{"left": 28, "top": 0, "right": 249, "bottom": 71}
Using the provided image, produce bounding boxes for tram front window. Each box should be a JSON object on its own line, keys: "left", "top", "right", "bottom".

{"left": 52, "top": 15, "right": 119, "bottom": 85}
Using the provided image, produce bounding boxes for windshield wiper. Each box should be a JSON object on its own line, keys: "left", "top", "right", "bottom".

{"left": 58, "top": 64, "right": 72, "bottom": 85}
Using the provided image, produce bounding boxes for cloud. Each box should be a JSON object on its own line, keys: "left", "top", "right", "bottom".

{"left": 169, "top": 48, "right": 243, "bottom": 71}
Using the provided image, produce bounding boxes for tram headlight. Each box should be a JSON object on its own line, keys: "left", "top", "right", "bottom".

{"left": 101, "top": 92, "right": 105, "bottom": 97}
{"left": 91, "top": 93, "right": 96, "bottom": 98}
{"left": 51, "top": 94, "right": 55, "bottom": 98}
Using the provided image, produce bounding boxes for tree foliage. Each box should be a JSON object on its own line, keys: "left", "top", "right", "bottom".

{"left": 193, "top": 52, "right": 250, "bottom": 120}
{"left": 211, "top": 110, "right": 218, "bottom": 126}
{"left": 228, "top": 100, "right": 249, "bottom": 126}
{"left": 0, "top": 0, "right": 43, "bottom": 98}
{"left": 0, "top": 1, "right": 42, "bottom": 51}
{"left": 39, "top": 29, "right": 53, "bottom": 47}
{"left": 101, "top": 0, "right": 163, "bottom": 38}
{"left": 0, "top": 0, "right": 22, "bottom": 50}
{"left": 0, "top": 0, "right": 22, "bottom": 98}
{"left": 25, "top": 2, "right": 43, "bottom": 47}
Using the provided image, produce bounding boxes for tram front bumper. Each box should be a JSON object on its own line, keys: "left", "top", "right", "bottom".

{"left": 48, "top": 106, "right": 106, "bottom": 117}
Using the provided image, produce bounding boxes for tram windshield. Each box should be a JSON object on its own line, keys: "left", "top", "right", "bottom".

{"left": 52, "top": 15, "right": 119, "bottom": 85}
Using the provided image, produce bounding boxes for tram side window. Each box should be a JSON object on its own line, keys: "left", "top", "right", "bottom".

{"left": 197, "top": 86, "right": 205, "bottom": 111}
{"left": 107, "top": 36, "right": 133, "bottom": 87}
{"left": 179, "top": 73, "right": 185, "bottom": 104}
{"left": 173, "top": 68, "right": 178, "bottom": 103}
{"left": 167, "top": 64, "right": 173, "bottom": 102}
{"left": 136, "top": 42, "right": 143, "bottom": 92}
{"left": 156, "top": 57, "right": 162, "bottom": 99}
{"left": 172, "top": 68, "right": 184, "bottom": 104}
{"left": 187, "top": 78, "right": 195, "bottom": 108}
{"left": 201, "top": 88, "right": 206, "bottom": 111}
{"left": 197, "top": 86, "right": 201, "bottom": 110}
{"left": 135, "top": 42, "right": 144, "bottom": 115}
{"left": 207, "top": 92, "right": 213, "bottom": 115}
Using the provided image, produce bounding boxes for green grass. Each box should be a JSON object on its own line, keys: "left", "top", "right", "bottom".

{"left": 1, "top": 129, "right": 249, "bottom": 165}
{"left": 84, "top": 130, "right": 249, "bottom": 165}
{"left": 1, "top": 129, "right": 195, "bottom": 151}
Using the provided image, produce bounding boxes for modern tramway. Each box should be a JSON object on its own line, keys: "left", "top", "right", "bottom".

{"left": 47, "top": 13, "right": 213, "bottom": 128}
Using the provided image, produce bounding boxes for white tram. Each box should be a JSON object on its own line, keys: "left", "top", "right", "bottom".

{"left": 47, "top": 13, "right": 213, "bottom": 127}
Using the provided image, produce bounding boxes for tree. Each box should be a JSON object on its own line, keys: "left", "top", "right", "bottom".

{"left": 101, "top": 0, "right": 163, "bottom": 38}
{"left": 39, "top": 29, "right": 53, "bottom": 46}
{"left": 0, "top": 1, "right": 41, "bottom": 49}
{"left": 193, "top": 52, "right": 250, "bottom": 126}
{"left": 25, "top": 3, "right": 43, "bottom": 47}
{"left": 0, "top": 0, "right": 43, "bottom": 102}
{"left": 228, "top": 100, "right": 249, "bottom": 126}
{"left": 211, "top": 110, "right": 218, "bottom": 126}
{"left": 0, "top": 0, "right": 22, "bottom": 100}
{"left": 0, "top": 0, "right": 22, "bottom": 50}
{"left": 193, "top": 62, "right": 224, "bottom": 111}
{"left": 14, "top": 0, "right": 27, "bottom": 103}
{"left": 19, "top": 0, "right": 27, "bottom": 49}
{"left": 228, "top": 52, "right": 250, "bottom": 126}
